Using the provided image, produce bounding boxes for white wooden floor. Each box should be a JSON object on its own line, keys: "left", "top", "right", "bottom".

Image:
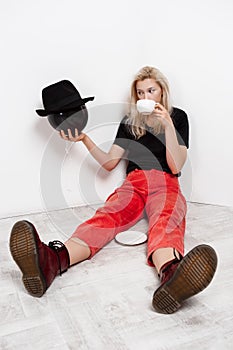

{"left": 0, "top": 202, "right": 233, "bottom": 350}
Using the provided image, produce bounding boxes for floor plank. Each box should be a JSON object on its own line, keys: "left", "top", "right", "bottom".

{"left": 0, "top": 202, "right": 232, "bottom": 349}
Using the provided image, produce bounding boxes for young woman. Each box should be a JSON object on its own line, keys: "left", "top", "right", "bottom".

{"left": 9, "top": 66, "right": 217, "bottom": 314}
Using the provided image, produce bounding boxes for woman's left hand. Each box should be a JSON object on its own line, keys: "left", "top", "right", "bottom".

{"left": 152, "top": 103, "right": 173, "bottom": 129}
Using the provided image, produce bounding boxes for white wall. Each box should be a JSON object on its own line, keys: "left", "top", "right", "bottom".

{"left": 1, "top": 0, "right": 233, "bottom": 219}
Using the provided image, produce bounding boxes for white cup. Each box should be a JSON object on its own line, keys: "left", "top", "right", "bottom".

{"left": 136, "top": 99, "right": 156, "bottom": 114}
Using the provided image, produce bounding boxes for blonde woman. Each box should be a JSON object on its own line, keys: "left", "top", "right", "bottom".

{"left": 10, "top": 66, "right": 217, "bottom": 314}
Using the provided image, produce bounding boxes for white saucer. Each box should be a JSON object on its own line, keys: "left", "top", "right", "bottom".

{"left": 114, "top": 230, "right": 148, "bottom": 246}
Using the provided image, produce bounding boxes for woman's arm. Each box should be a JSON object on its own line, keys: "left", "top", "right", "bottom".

{"left": 153, "top": 104, "right": 187, "bottom": 174}
{"left": 60, "top": 128, "right": 125, "bottom": 171}
{"left": 164, "top": 124, "right": 187, "bottom": 174}
{"left": 82, "top": 134, "right": 125, "bottom": 171}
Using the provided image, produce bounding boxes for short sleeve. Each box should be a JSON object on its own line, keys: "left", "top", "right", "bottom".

{"left": 113, "top": 117, "right": 132, "bottom": 150}
{"left": 171, "top": 108, "right": 189, "bottom": 148}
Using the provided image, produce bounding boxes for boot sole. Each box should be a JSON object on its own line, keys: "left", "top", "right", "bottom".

{"left": 9, "top": 220, "right": 47, "bottom": 297}
{"left": 152, "top": 244, "right": 218, "bottom": 314}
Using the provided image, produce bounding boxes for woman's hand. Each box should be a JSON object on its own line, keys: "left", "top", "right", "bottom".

{"left": 59, "top": 128, "right": 86, "bottom": 142}
{"left": 153, "top": 103, "right": 173, "bottom": 129}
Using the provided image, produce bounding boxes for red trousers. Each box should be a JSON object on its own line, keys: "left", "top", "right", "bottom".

{"left": 71, "top": 169, "right": 187, "bottom": 266}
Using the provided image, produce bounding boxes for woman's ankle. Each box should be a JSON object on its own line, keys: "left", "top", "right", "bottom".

{"left": 65, "top": 238, "right": 91, "bottom": 265}
{"left": 152, "top": 247, "right": 182, "bottom": 274}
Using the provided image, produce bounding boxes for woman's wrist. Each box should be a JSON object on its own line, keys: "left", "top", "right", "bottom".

{"left": 80, "top": 133, "right": 88, "bottom": 142}
{"left": 81, "top": 134, "right": 96, "bottom": 152}
{"left": 164, "top": 119, "right": 174, "bottom": 131}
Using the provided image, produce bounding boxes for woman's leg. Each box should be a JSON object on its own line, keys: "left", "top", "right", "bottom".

{"left": 64, "top": 237, "right": 91, "bottom": 266}
{"left": 68, "top": 175, "right": 146, "bottom": 261}
{"left": 151, "top": 247, "right": 182, "bottom": 274}
{"left": 143, "top": 171, "right": 217, "bottom": 314}
{"left": 146, "top": 180, "right": 186, "bottom": 272}
{"left": 9, "top": 173, "right": 146, "bottom": 297}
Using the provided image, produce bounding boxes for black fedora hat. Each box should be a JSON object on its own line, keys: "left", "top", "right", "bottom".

{"left": 36, "top": 80, "right": 94, "bottom": 116}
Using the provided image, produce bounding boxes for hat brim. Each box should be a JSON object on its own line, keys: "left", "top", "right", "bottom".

{"left": 36, "top": 96, "right": 94, "bottom": 117}
{"left": 36, "top": 109, "right": 48, "bottom": 117}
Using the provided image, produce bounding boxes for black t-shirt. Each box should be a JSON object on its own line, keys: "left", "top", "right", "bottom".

{"left": 113, "top": 107, "right": 189, "bottom": 175}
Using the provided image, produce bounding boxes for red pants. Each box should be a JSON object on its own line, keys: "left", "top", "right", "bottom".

{"left": 71, "top": 169, "right": 187, "bottom": 266}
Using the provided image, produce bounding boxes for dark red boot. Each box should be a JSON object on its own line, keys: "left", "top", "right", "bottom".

{"left": 9, "top": 220, "right": 70, "bottom": 297}
{"left": 152, "top": 244, "right": 217, "bottom": 314}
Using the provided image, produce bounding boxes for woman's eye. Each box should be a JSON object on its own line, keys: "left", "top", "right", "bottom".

{"left": 137, "top": 91, "right": 143, "bottom": 96}
{"left": 148, "top": 88, "right": 156, "bottom": 94}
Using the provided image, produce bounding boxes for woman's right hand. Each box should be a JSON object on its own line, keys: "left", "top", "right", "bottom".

{"left": 60, "top": 128, "right": 86, "bottom": 142}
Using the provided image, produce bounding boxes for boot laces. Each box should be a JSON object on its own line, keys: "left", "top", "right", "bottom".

{"left": 48, "top": 240, "right": 64, "bottom": 276}
{"left": 49, "top": 240, "right": 64, "bottom": 250}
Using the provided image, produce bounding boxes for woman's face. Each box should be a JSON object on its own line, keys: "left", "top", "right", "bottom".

{"left": 136, "top": 78, "right": 162, "bottom": 103}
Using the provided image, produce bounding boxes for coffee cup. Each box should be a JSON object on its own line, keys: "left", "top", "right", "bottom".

{"left": 136, "top": 99, "right": 156, "bottom": 114}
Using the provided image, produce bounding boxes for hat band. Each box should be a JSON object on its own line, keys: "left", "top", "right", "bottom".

{"left": 48, "top": 95, "right": 83, "bottom": 111}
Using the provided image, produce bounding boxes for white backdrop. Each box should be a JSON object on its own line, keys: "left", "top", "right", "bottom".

{"left": 0, "top": 0, "right": 233, "bottom": 218}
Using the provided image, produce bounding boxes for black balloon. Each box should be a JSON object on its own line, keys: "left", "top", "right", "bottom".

{"left": 47, "top": 105, "right": 88, "bottom": 135}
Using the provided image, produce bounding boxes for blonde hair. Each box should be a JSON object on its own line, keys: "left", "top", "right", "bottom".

{"left": 126, "top": 66, "right": 173, "bottom": 138}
